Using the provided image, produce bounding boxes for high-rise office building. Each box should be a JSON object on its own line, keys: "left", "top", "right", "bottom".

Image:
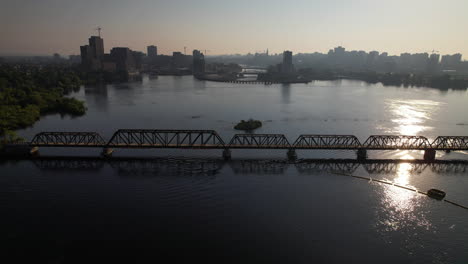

{"left": 80, "top": 36, "right": 104, "bottom": 71}
{"left": 281, "top": 51, "right": 294, "bottom": 73}
{"left": 110, "top": 47, "right": 136, "bottom": 72}
{"left": 193, "top": 50, "right": 205, "bottom": 75}
{"left": 147, "top": 45, "right": 158, "bottom": 57}
{"left": 441, "top": 54, "right": 462, "bottom": 68}
{"left": 89, "top": 36, "right": 104, "bottom": 59}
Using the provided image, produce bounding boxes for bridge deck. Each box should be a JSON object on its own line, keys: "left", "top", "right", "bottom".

{"left": 31, "top": 142, "right": 468, "bottom": 150}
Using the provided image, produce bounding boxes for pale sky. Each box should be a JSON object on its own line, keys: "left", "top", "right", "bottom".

{"left": 1, "top": 0, "right": 467, "bottom": 57}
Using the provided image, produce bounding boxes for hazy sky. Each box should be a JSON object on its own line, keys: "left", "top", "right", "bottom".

{"left": 1, "top": 0, "right": 467, "bottom": 57}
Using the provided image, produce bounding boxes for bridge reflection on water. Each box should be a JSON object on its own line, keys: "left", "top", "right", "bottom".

{"left": 22, "top": 157, "right": 468, "bottom": 176}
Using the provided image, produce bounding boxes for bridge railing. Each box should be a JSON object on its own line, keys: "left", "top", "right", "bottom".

{"left": 293, "top": 135, "right": 361, "bottom": 149}
{"left": 228, "top": 134, "right": 291, "bottom": 149}
{"left": 106, "top": 129, "right": 226, "bottom": 148}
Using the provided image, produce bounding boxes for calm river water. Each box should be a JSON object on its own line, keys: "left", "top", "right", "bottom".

{"left": 1, "top": 76, "right": 468, "bottom": 263}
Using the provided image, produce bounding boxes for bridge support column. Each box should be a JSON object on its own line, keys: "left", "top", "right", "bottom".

{"left": 101, "top": 148, "right": 114, "bottom": 158}
{"left": 30, "top": 146, "right": 39, "bottom": 156}
{"left": 287, "top": 149, "right": 297, "bottom": 161}
{"left": 222, "top": 149, "right": 231, "bottom": 160}
{"left": 424, "top": 149, "right": 436, "bottom": 162}
{"left": 357, "top": 148, "right": 367, "bottom": 161}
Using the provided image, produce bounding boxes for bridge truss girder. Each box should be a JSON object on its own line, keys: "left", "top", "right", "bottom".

{"left": 228, "top": 134, "right": 291, "bottom": 149}
{"left": 107, "top": 129, "right": 225, "bottom": 148}
{"left": 30, "top": 132, "right": 106, "bottom": 147}
{"left": 431, "top": 136, "right": 468, "bottom": 150}
{"left": 293, "top": 135, "right": 361, "bottom": 149}
{"left": 363, "top": 135, "right": 431, "bottom": 150}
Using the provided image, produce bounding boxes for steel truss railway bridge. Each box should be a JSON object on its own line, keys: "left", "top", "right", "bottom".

{"left": 13, "top": 130, "right": 468, "bottom": 161}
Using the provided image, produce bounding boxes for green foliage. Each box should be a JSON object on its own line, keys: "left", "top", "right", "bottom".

{"left": 0, "top": 65, "right": 86, "bottom": 135}
{"left": 0, "top": 130, "right": 24, "bottom": 149}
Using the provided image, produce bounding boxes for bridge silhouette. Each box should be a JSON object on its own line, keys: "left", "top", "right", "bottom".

{"left": 12, "top": 129, "right": 468, "bottom": 161}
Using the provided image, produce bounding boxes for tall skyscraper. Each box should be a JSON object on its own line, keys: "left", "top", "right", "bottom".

{"left": 80, "top": 36, "right": 104, "bottom": 71}
{"left": 147, "top": 45, "right": 158, "bottom": 57}
{"left": 193, "top": 50, "right": 205, "bottom": 76}
{"left": 281, "top": 51, "right": 294, "bottom": 73}
{"left": 89, "top": 36, "right": 104, "bottom": 59}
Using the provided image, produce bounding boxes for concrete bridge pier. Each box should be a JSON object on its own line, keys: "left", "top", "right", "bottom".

{"left": 424, "top": 149, "right": 436, "bottom": 162}
{"left": 222, "top": 149, "right": 231, "bottom": 160}
{"left": 30, "top": 146, "right": 39, "bottom": 156}
{"left": 287, "top": 149, "right": 297, "bottom": 161}
{"left": 357, "top": 148, "right": 367, "bottom": 161}
{"left": 101, "top": 148, "right": 114, "bottom": 158}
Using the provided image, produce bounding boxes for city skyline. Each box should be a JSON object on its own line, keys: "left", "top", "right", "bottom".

{"left": 1, "top": 0, "right": 468, "bottom": 57}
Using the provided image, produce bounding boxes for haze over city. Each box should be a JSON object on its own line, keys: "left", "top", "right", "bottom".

{"left": 2, "top": 1, "right": 468, "bottom": 263}
{"left": 1, "top": 0, "right": 468, "bottom": 56}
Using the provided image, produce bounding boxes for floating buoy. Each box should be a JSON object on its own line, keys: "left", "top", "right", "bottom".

{"left": 427, "top": 189, "right": 446, "bottom": 200}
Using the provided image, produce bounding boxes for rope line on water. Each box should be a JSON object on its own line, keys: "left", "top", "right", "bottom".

{"left": 329, "top": 171, "right": 468, "bottom": 211}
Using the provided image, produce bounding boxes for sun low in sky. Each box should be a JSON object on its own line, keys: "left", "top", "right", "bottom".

{"left": 1, "top": 0, "right": 467, "bottom": 57}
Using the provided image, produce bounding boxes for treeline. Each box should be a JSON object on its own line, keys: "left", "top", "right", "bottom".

{"left": 297, "top": 68, "right": 468, "bottom": 90}
{"left": 0, "top": 65, "right": 86, "bottom": 139}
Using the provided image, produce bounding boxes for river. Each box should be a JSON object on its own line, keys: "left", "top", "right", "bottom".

{"left": 1, "top": 76, "right": 468, "bottom": 263}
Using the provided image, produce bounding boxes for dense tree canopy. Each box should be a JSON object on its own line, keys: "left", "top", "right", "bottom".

{"left": 0, "top": 65, "right": 86, "bottom": 138}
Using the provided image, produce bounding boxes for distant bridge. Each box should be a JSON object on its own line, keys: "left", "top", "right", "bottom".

{"left": 10, "top": 130, "right": 467, "bottom": 161}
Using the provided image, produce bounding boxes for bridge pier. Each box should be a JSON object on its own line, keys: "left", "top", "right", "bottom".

{"left": 101, "top": 148, "right": 114, "bottom": 158}
{"left": 287, "top": 149, "right": 297, "bottom": 161}
{"left": 424, "top": 149, "right": 436, "bottom": 162}
{"left": 30, "top": 146, "right": 39, "bottom": 156}
{"left": 222, "top": 149, "right": 231, "bottom": 160}
{"left": 357, "top": 148, "right": 367, "bottom": 161}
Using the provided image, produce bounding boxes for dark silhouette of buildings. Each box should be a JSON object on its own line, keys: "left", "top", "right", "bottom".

{"left": 80, "top": 35, "right": 141, "bottom": 74}
{"left": 281, "top": 51, "right": 294, "bottom": 73}
{"left": 147, "top": 45, "right": 157, "bottom": 58}
{"left": 193, "top": 50, "right": 205, "bottom": 76}
{"left": 110, "top": 48, "right": 136, "bottom": 72}
{"left": 80, "top": 36, "right": 105, "bottom": 71}
{"left": 441, "top": 54, "right": 462, "bottom": 69}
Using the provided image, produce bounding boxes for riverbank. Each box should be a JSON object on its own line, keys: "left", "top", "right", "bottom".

{"left": 297, "top": 69, "right": 468, "bottom": 90}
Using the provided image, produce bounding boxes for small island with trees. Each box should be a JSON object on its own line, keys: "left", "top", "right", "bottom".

{"left": 234, "top": 119, "right": 263, "bottom": 131}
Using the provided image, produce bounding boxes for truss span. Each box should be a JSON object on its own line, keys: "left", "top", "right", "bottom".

{"left": 107, "top": 129, "right": 225, "bottom": 149}
{"left": 363, "top": 135, "right": 431, "bottom": 150}
{"left": 228, "top": 134, "right": 291, "bottom": 149}
{"left": 30, "top": 132, "right": 106, "bottom": 147}
{"left": 293, "top": 135, "right": 361, "bottom": 149}
{"left": 431, "top": 136, "right": 468, "bottom": 150}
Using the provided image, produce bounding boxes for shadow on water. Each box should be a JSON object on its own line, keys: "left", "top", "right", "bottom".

{"left": 5, "top": 157, "right": 467, "bottom": 176}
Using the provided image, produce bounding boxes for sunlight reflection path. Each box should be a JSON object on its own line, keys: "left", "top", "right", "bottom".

{"left": 385, "top": 99, "right": 443, "bottom": 135}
